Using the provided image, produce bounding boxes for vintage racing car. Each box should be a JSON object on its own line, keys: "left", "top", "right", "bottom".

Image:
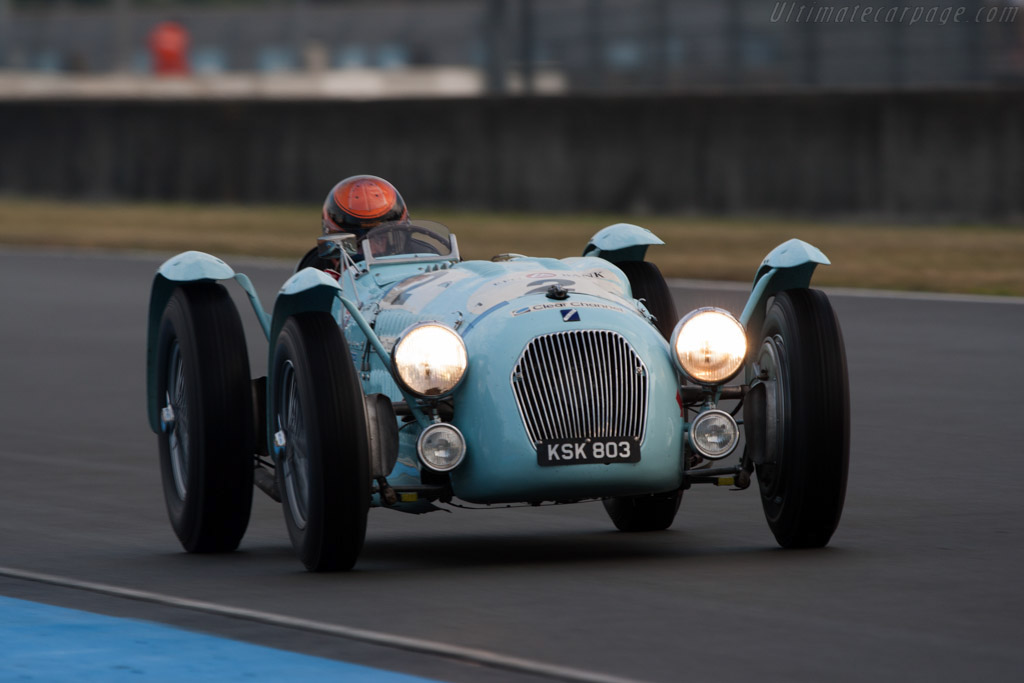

{"left": 146, "top": 221, "right": 849, "bottom": 571}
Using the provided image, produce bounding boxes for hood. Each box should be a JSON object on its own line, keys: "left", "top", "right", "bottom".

{"left": 374, "top": 256, "right": 640, "bottom": 328}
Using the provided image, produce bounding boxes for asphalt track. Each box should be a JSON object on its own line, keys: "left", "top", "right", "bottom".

{"left": 1, "top": 247, "right": 1022, "bottom": 682}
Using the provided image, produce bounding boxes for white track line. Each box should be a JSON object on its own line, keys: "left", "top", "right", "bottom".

{"left": 667, "top": 278, "right": 1024, "bottom": 305}
{"left": 0, "top": 565, "right": 643, "bottom": 683}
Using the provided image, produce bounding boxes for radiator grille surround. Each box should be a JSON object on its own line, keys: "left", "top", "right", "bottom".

{"left": 511, "top": 330, "right": 649, "bottom": 445}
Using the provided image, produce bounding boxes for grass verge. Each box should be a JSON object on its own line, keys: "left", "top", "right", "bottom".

{"left": 1, "top": 198, "right": 1021, "bottom": 296}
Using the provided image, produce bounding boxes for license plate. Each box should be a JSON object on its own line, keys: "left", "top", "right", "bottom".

{"left": 537, "top": 436, "right": 641, "bottom": 466}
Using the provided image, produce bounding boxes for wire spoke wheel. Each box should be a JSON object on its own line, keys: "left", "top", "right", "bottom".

{"left": 156, "top": 283, "right": 254, "bottom": 553}
{"left": 272, "top": 313, "right": 370, "bottom": 572}
{"left": 278, "top": 361, "right": 311, "bottom": 530}
{"left": 166, "top": 342, "right": 191, "bottom": 501}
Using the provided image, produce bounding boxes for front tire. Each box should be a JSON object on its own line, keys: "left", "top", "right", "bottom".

{"left": 272, "top": 313, "right": 370, "bottom": 572}
{"left": 755, "top": 289, "right": 849, "bottom": 548}
{"left": 156, "top": 283, "right": 254, "bottom": 553}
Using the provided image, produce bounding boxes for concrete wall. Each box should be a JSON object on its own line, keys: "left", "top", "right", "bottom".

{"left": 1, "top": 91, "right": 1022, "bottom": 219}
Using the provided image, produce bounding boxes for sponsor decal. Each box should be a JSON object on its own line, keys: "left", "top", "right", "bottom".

{"left": 525, "top": 272, "right": 557, "bottom": 279}
{"left": 511, "top": 301, "right": 627, "bottom": 317}
{"left": 561, "top": 309, "right": 581, "bottom": 322}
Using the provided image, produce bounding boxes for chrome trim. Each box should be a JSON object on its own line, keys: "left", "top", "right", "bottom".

{"left": 755, "top": 335, "right": 786, "bottom": 466}
{"left": 511, "top": 330, "right": 648, "bottom": 445}
{"left": 417, "top": 423, "right": 467, "bottom": 472}
{"left": 688, "top": 409, "right": 740, "bottom": 459}
{"left": 391, "top": 322, "right": 468, "bottom": 398}
{"left": 669, "top": 306, "right": 747, "bottom": 386}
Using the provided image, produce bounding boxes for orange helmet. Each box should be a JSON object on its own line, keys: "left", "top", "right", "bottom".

{"left": 321, "top": 175, "right": 408, "bottom": 239}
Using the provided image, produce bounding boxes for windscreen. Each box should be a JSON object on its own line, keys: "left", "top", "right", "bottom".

{"left": 362, "top": 220, "right": 455, "bottom": 260}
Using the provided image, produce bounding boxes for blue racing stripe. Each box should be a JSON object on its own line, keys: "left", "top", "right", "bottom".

{"left": 0, "top": 596, "right": 442, "bottom": 682}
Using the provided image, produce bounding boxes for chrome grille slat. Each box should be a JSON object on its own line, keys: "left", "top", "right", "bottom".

{"left": 557, "top": 333, "right": 578, "bottom": 438}
{"left": 511, "top": 330, "right": 648, "bottom": 445}
{"left": 628, "top": 338, "right": 638, "bottom": 438}
{"left": 519, "top": 357, "right": 544, "bottom": 441}
{"left": 541, "top": 339, "right": 569, "bottom": 438}
{"left": 604, "top": 332, "right": 614, "bottom": 437}
{"left": 616, "top": 334, "right": 626, "bottom": 437}
{"left": 575, "top": 333, "right": 592, "bottom": 438}
{"left": 578, "top": 332, "right": 591, "bottom": 437}
{"left": 596, "top": 332, "right": 607, "bottom": 437}
{"left": 592, "top": 334, "right": 600, "bottom": 436}
{"left": 545, "top": 337, "right": 564, "bottom": 437}
{"left": 630, "top": 344, "right": 638, "bottom": 436}
{"left": 526, "top": 342, "right": 552, "bottom": 438}
{"left": 611, "top": 333, "right": 621, "bottom": 437}
{"left": 612, "top": 332, "right": 622, "bottom": 436}
{"left": 617, "top": 333, "right": 628, "bottom": 436}
{"left": 621, "top": 335, "right": 632, "bottom": 437}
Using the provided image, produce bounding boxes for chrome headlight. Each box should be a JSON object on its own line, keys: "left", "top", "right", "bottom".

{"left": 689, "top": 409, "right": 740, "bottom": 459}
{"left": 392, "top": 323, "right": 468, "bottom": 397}
{"left": 671, "top": 308, "right": 747, "bottom": 385}
{"left": 417, "top": 423, "right": 467, "bottom": 472}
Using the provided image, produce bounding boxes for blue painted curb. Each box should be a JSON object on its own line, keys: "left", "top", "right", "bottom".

{"left": 0, "top": 596, "right": 442, "bottom": 682}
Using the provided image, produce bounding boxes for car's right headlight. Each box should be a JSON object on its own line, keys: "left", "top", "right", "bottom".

{"left": 670, "top": 308, "right": 747, "bottom": 385}
{"left": 392, "top": 323, "right": 468, "bottom": 397}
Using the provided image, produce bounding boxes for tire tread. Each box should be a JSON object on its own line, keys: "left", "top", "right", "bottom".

{"left": 157, "top": 282, "right": 254, "bottom": 553}
{"left": 759, "top": 289, "right": 849, "bottom": 548}
{"left": 274, "top": 313, "right": 369, "bottom": 572}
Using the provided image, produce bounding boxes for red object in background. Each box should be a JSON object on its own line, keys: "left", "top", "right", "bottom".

{"left": 149, "top": 21, "right": 189, "bottom": 75}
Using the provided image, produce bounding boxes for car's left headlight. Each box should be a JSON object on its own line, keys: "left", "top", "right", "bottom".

{"left": 671, "top": 308, "right": 747, "bottom": 385}
{"left": 392, "top": 323, "right": 468, "bottom": 397}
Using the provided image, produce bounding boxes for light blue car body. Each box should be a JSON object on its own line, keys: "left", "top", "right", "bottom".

{"left": 339, "top": 253, "right": 682, "bottom": 504}
{"left": 146, "top": 225, "right": 827, "bottom": 510}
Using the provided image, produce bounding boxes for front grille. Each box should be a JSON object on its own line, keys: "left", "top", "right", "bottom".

{"left": 511, "top": 330, "right": 648, "bottom": 444}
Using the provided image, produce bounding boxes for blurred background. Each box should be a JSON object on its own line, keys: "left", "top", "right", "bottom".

{"left": 3, "top": 0, "right": 1023, "bottom": 91}
{"left": 0, "top": 0, "right": 1022, "bottom": 219}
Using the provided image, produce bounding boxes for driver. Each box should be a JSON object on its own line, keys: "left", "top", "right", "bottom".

{"left": 297, "top": 175, "right": 409, "bottom": 272}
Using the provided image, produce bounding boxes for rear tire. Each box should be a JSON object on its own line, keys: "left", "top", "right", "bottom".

{"left": 296, "top": 246, "right": 333, "bottom": 272}
{"left": 605, "top": 261, "right": 683, "bottom": 532}
{"left": 156, "top": 283, "right": 254, "bottom": 553}
{"left": 754, "top": 289, "right": 849, "bottom": 548}
{"left": 272, "top": 313, "right": 370, "bottom": 572}
{"left": 618, "top": 261, "right": 678, "bottom": 340}
{"left": 603, "top": 491, "right": 683, "bottom": 532}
